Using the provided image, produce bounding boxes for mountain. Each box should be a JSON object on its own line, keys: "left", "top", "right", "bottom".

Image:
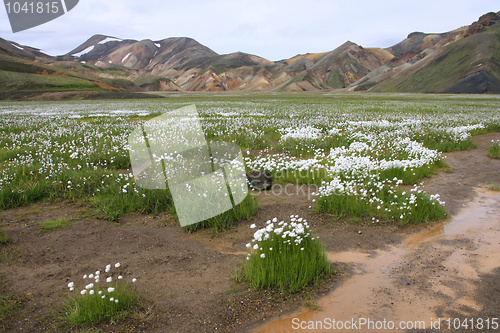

{"left": 1, "top": 10, "right": 500, "bottom": 99}
{"left": 0, "top": 35, "right": 160, "bottom": 100}
{"left": 371, "top": 11, "right": 500, "bottom": 94}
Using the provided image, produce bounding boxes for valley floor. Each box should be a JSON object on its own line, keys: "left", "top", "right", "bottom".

{"left": 0, "top": 133, "right": 499, "bottom": 332}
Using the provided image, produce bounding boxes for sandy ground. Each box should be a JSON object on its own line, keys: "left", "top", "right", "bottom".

{"left": 0, "top": 133, "right": 499, "bottom": 332}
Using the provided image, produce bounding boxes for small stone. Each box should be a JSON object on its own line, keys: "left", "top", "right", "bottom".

{"left": 246, "top": 169, "right": 273, "bottom": 191}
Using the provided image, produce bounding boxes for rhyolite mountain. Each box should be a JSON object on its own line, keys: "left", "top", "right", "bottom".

{"left": 1, "top": 10, "right": 499, "bottom": 98}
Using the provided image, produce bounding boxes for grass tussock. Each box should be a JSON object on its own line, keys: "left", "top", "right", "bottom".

{"left": 0, "top": 229, "right": 8, "bottom": 244}
{"left": 66, "top": 281, "right": 139, "bottom": 326}
{"left": 488, "top": 140, "right": 500, "bottom": 159}
{"left": 484, "top": 184, "right": 500, "bottom": 192}
{"left": 40, "top": 218, "right": 73, "bottom": 233}
{"left": 243, "top": 216, "right": 330, "bottom": 292}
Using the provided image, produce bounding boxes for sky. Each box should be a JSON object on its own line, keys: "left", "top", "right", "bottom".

{"left": 0, "top": 0, "right": 499, "bottom": 61}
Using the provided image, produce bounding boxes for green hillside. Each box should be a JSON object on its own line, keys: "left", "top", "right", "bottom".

{"left": 374, "top": 23, "right": 500, "bottom": 93}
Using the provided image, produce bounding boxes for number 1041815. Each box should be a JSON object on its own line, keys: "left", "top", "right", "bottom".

{"left": 5, "top": 1, "right": 60, "bottom": 14}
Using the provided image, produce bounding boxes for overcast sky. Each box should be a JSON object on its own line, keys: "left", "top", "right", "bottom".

{"left": 0, "top": 0, "right": 498, "bottom": 61}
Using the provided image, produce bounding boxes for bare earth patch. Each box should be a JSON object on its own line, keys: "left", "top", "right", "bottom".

{"left": 0, "top": 133, "right": 499, "bottom": 332}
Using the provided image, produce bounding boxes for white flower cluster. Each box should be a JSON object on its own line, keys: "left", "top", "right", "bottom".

{"left": 279, "top": 126, "right": 323, "bottom": 141}
{"left": 246, "top": 130, "right": 442, "bottom": 176}
{"left": 67, "top": 262, "right": 137, "bottom": 303}
{"left": 246, "top": 215, "right": 313, "bottom": 260}
{"left": 314, "top": 173, "right": 445, "bottom": 222}
{"left": 446, "top": 124, "right": 485, "bottom": 142}
{"left": 0, "top": 99, "right": 496, "bottom": 213}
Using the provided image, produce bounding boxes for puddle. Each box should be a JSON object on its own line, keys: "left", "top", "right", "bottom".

{"left": 253, "top": 188, "right": 500, "bottom": 332}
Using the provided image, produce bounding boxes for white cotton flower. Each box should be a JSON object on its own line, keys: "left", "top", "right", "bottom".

{"left": 106, "top": 277, "right": 112, "bottom": 283}
{"left": 80, "top": 290, "right": 87, "bottom": 295}
{"left": 89, "top": 274, "right": 94, "bottom": 279}
{"left": 83, "top": 275, "right": 87, "bottom": 279}
{"left": 102, "top": 295, "right": 106, "bottom": 299}
{"left": 69, "top": 287, "right": 74, "bottom": 291}
{"left": 118, "top": 275, "right": 123, "bottom": 280}
{"left": 260, "top": 253, "right": 266, "bottom": 258}
{"left": 115, "top": 299, "right": 119, "bottom": 303}
{"left": 272, "top": 217, "right": 278, "bottom": 223}
{"left": 68, "top": 282, "right": 74, "bottom": 288}
{"left": 107, "top": 287, "right": 115, "bottom": 293}
{"left": 98, "top": 291, "right": 103, "bottom": 295}
{"left": 132, "top": 278, "right": 137, "bottom": 283}
{"left": 95, "top": 271, "right": 100, "bottom": 276}
{"left": 110, "top": 297, "right": 114, "bottom": 302}
{"left": 253, "top": 244, "right": 259, "bottom": 250}
{"left": 246, "top": 243, "right": 251, "bottom": 248}
{"left": 250, "top": 223, "right": 256, "bottom": 229}
{"left": 85, "top": 283, "right": 94, "bottom": 290}
{"left": 105, "top": 265, "right": 111, "bottom": 273}
{"left": 89, "top": 290, "right": 94, "bottom": 295}
{"left": 115, "top": 262, "right": 121, "bottom": 268}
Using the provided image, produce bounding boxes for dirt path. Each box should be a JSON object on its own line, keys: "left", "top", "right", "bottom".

{"left": 252, "top": 134, "right": 500, "bottom": 332}
{"left": 0, "top": 133, "right": 499, "bottom": 332}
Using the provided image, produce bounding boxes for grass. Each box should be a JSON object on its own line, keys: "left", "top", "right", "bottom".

{"left": 317, "top": 188, "right": 448, "bottom": 226}
{"left": 230, "top": 264, "right": 245, "bottom": 283}
{"left": 0, "top": 246, "right": 24, "bottom": 263}
{"left": 0, "top": 295, "right": 25, "bottom": 329}
{"left": 484, "top": 184, "right": 500, "bottom": 191}
{"left": 0, "top": 94, "right": 498, "bottom": 231}
{"left": 65, "top": 281, "right": 140, "bottom": 326}
{"left": 0, "top": 229, "right": 8, "bottom": 244}
{"left": 488, "top": 141, "right": 500, "bottom": 159}
{"left": 315, "top": 174, "right": 448, "bottom": 226}
{"left": 0, "top": 70, "right": 102, "bottom": 92}
{"left": 184, "top": 194, "right": 259, "bottom": 232}
{"left": 244, "top": 219, "right": 330, "bottom": 293}
{"left": 39, "top": 218, "right": 73, "bottom": 233}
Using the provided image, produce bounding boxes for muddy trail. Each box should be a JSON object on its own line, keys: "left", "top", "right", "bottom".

{"left": 0, "top": 133, "right": 499, "bottom": 332}
{"left": 253, "top": 188, "right": 500, "bottom": 332}
{"left": 251, "top": 133, "right": 500, "bottom": 333}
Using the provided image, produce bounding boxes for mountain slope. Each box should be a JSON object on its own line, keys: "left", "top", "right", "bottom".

{"left": 64, "top": 35, "right": 218, "bottom": 72}
{"left": 372, "top": 12, "right": 500, "bottom": 93}
{"left": 0, "top": 37, "right": 152, "bottom": 99}
{"left": 2, "top": 10, "right": 500, "bottom": 97}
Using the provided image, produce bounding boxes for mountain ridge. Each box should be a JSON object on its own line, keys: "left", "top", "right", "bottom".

{"left": 1, "top": 10, "right": 500, "bottom": 98}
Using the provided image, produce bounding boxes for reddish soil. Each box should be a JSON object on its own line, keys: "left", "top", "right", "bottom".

{"left": 0, "top": 133, "right": 499, "bottom": 332}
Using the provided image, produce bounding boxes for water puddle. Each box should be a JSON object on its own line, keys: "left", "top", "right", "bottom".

{"left": 253, "top": 188, "right": 500, "bottom": 332}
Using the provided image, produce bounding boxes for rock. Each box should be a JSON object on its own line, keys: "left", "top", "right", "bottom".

{"left": 246, "top": 169, "right": 273, "bottom": 191}
{"left": 463, "top": 12, "right": 500, "bottom": 38}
